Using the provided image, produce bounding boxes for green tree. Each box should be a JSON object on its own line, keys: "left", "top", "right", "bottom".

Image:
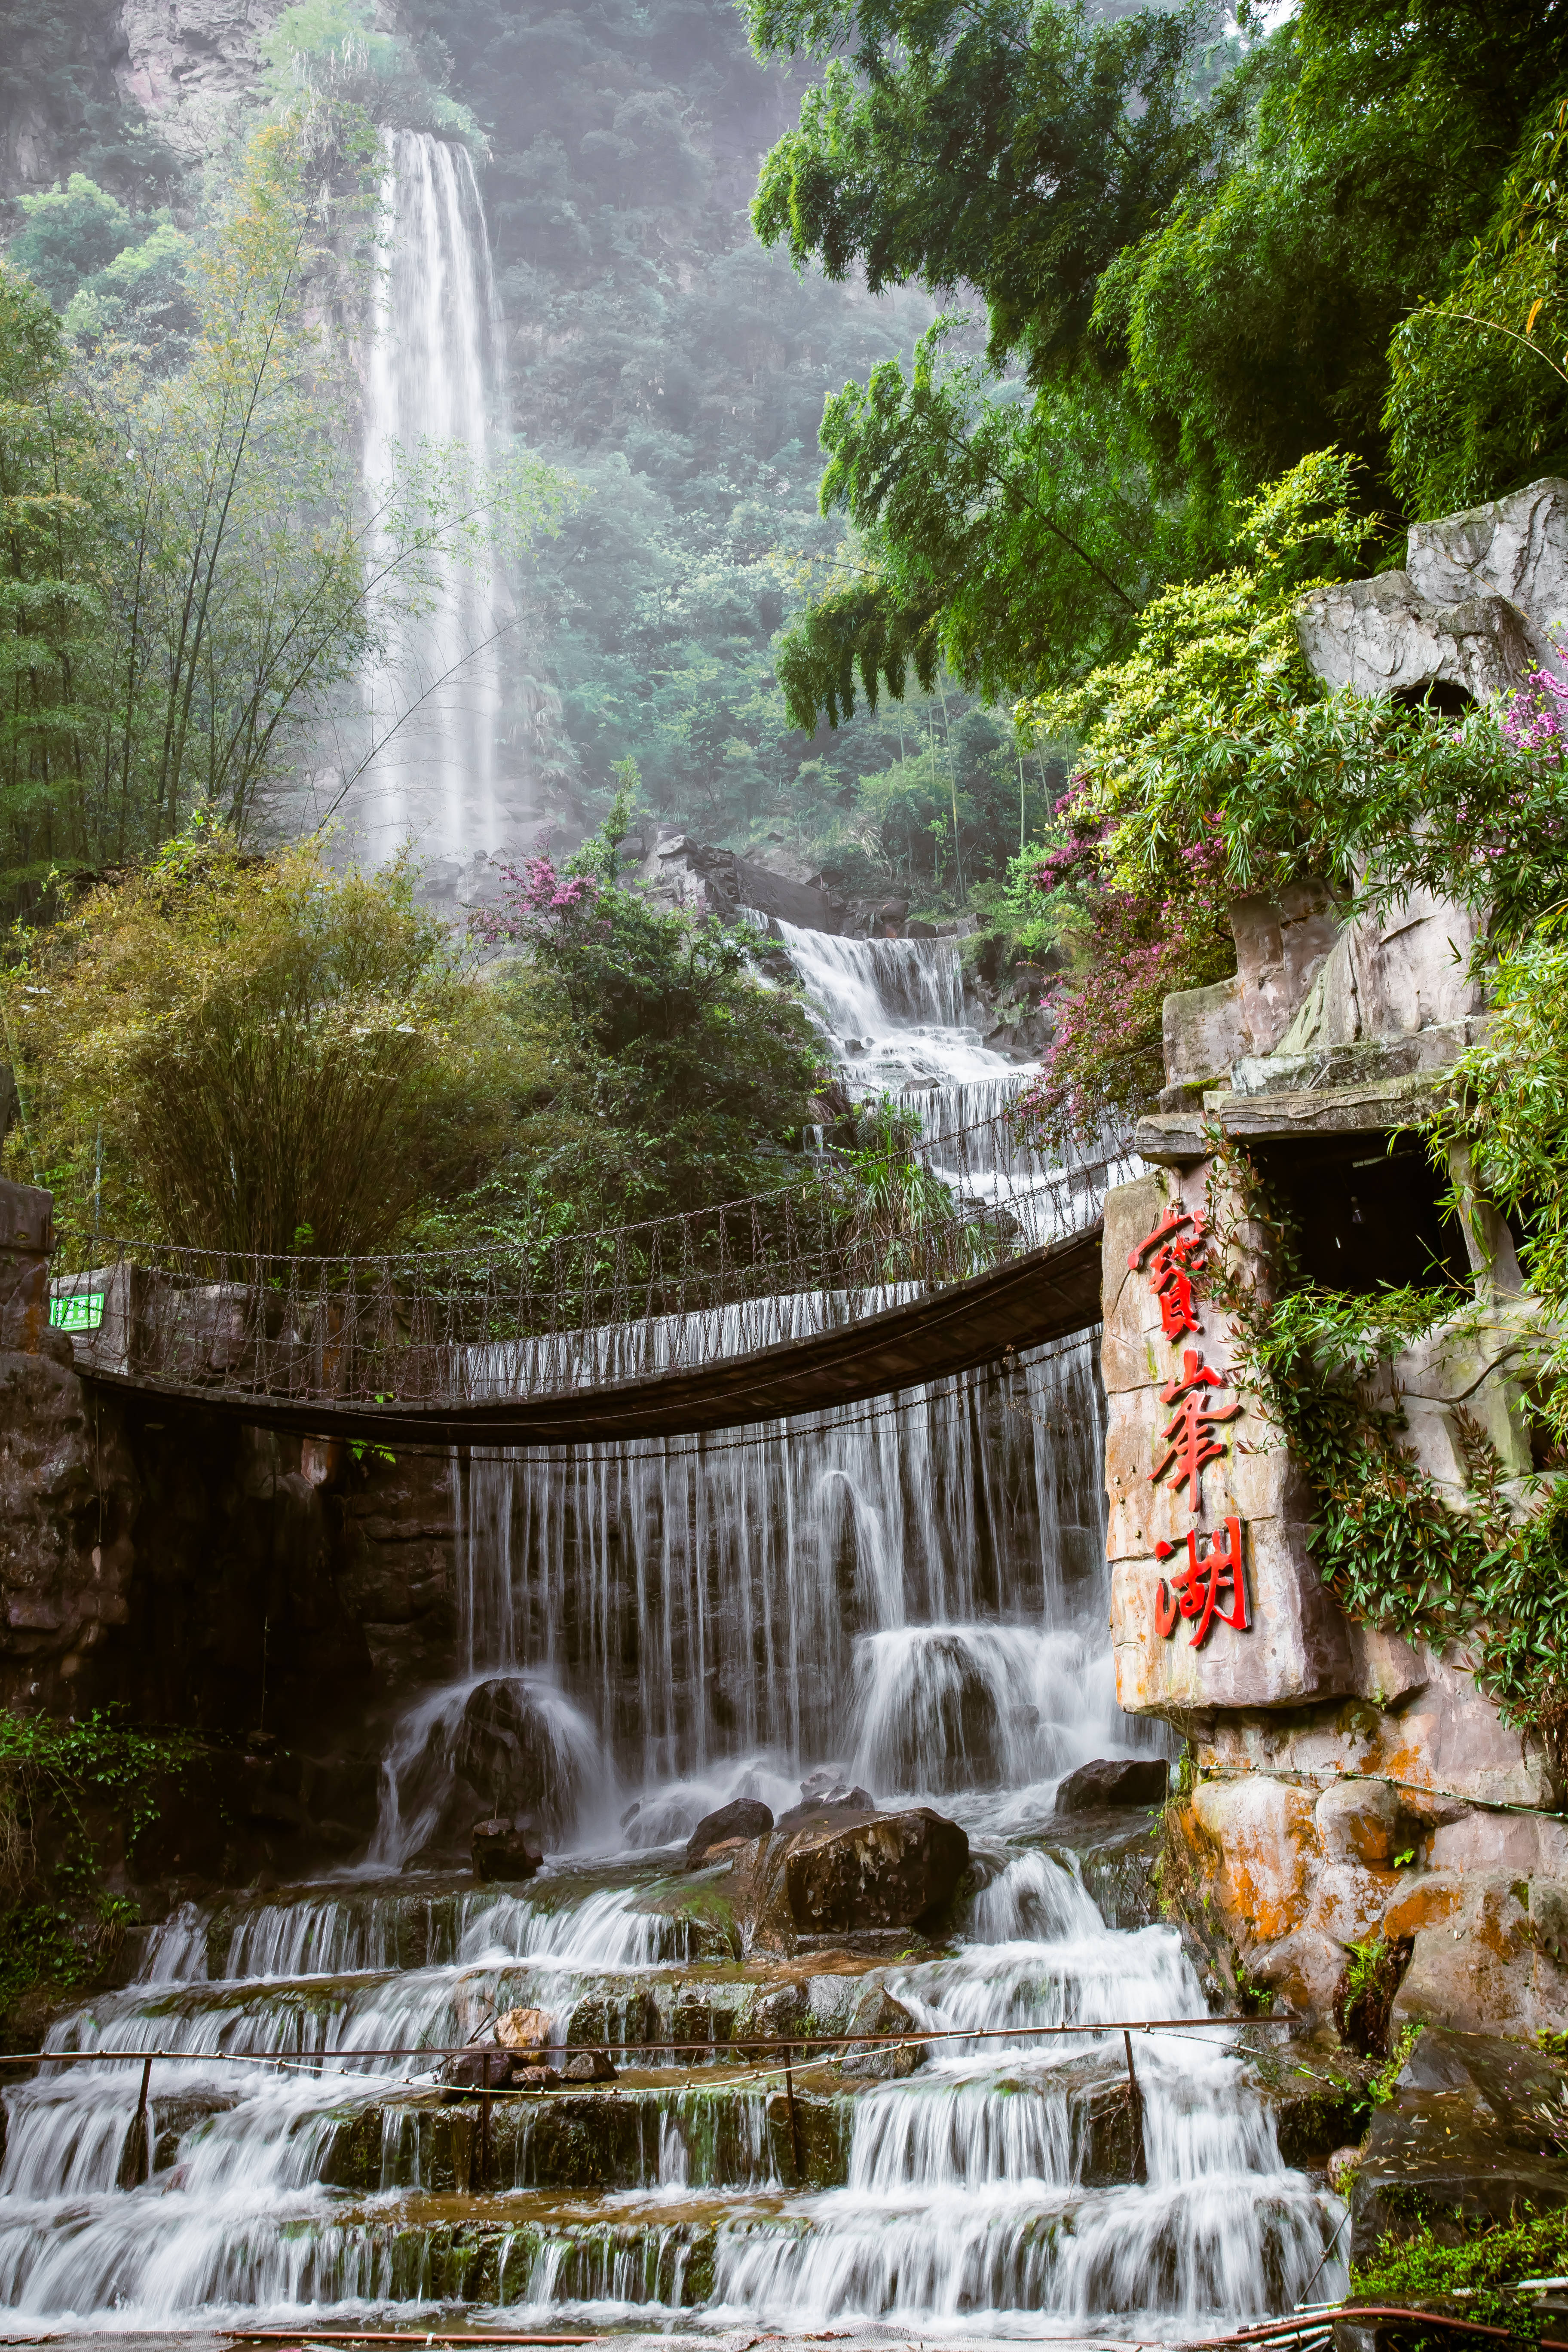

{"left": 0, "top": 266, "right": 119, "bottom": 910}
{"left": 747, "top": 0, "right": 1231, "bottom": 382}
{"left": 775, "top": 328, "right": 1169, "bottom": 726}
{"left": 5, "top": 830, "right": 521, "bottom": 1255}
{"left": 1385, "top": 95, "right": 1568, "bottom": 520}
{"left": 9, "top": 173, "right": 139, "bottom": 309}
{"left": 473, "top": 799, "right": 827, "bottom": 1224}
{"left": 749, "top": 0, "right": 1566, "bottom": 736}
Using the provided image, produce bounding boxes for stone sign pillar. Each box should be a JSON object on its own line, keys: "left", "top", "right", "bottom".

{"left": 1104, "top": 1158, "right": 1358, "bottom": 1716}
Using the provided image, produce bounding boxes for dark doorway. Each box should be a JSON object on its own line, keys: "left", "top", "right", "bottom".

{"left": 1250, "top": 1132, "right": 1470, "bottom": 1294}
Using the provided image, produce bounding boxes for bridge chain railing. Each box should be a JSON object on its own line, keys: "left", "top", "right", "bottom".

{"left": 46, "top": 1106, "right": 1134, "bottom": 1410}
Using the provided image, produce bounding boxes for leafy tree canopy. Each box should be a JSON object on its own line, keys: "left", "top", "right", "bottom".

{"left": 748, "top": 0, "right": 1235, "bottom": 382}
{"left": 758, "top": 0, "right": 1568, "bottom": 733}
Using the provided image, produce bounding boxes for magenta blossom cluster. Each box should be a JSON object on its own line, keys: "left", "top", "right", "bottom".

{"left": 470, "top": 854, "right": 597, "bottom": 947}
{"left": 1503, "top": 663, "right": 1568, "bottom": 757}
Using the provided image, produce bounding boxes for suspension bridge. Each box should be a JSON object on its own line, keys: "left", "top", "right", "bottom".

{"left": 46, "top": 1111, "right": 1130, "bottom": 1446}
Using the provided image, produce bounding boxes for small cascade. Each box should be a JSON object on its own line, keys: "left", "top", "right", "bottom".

{"left": 346, "top": 128, "right": 519, "bottom": 880}
{"left": 779, "top": 920, "right": 995, "bottom": 1099}
{"left": 0, "top": 1856, "right": 1344, "bottom": 2332}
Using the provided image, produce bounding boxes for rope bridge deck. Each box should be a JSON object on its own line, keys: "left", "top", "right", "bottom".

{"left": 50, "top": 1111, "right": 1130, "bottom": 1446}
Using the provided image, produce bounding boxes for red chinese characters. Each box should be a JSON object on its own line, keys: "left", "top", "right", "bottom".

{"left": 1149, "top": 1352, "right": 1241, "bottom": 1500}
{"left": 1153, "top": 1519, "right": 1248, "bottom": 1647}
{"left": 1127, "top": 1206, "right": 1208, "bottom": 1340}
{"left": 1130, "top": 1204, "right": 1253, "bottom": 1647}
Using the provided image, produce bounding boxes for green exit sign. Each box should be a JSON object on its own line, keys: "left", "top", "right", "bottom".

{"left": 50, "top": 1292, "right": 105, "bottom": 1332}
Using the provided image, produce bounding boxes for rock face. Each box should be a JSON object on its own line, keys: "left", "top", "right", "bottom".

{"left": 1161, "top": 882, "right": 1344, "bottom": 1103}
{"left": 1105, "top": 1167, "right": 1363, "bottom": 1720}
{"left": 685, "top": 1799, "right": 774, "bottom": 1868}
{"left": 1350, "top": 2028, "right": 1568, "bottom": 2259}
{"left": 1055, "top": 1758, "right": 1170, "bottom": 1813}
{"left": 0, "top": 1177, "right": 469, "bottom": 1888}
{"left": 1298, "top": 476, "right": 1568, "bottom": 708}
{"left": 1102, "top": 489, "right": 1568, "bottom": 2052}
{"left": 116, "top": 0, "right": 284, "bottom": 160}
{"left": 472, "top": 1819, "right": 544, "bottom": 1882}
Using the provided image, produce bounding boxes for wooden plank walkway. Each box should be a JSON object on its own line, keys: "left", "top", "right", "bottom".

{"left": 79, "top": 1223, "right": 1105, "bottom": 1447}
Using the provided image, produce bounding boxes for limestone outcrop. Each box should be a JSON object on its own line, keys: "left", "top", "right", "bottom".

{"left": 1298, "top": 475, "right": 1568, "bottom": 708}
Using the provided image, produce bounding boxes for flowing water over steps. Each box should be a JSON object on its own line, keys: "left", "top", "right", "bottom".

{"left": 1, "top": 1846, "right": 1346, "bottom": 2336}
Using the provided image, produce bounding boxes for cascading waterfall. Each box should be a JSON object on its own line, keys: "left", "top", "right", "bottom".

{"left": 346, "top": 129, "right": 515, "bottom": 879}
{"left": 369, "top": 1327, "right": 1119, "bottom": 1862}
{"left": 0, "top": 924, "right": 1347, "bottom": 2335}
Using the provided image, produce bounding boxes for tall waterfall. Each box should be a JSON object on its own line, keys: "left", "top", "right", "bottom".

{"left": 346, "top": 130, "right": 515, "bottom": 883}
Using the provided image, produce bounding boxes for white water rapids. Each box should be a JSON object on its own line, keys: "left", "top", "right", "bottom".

{"left": 0, "top": 933, "right": 1346, "bottom": 2336}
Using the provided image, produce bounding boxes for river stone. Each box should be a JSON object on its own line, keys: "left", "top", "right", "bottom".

{"left": 441, "top": 2047, "right": 513, "bottom": 2090}
{"left": 471, "top": 1817, "right": 543, "bottom": 1881}
{"left": 838, "top": 1983, "right": 927, "bottom": 2079}
{"left": 1056, "top": 1758, "right": 1170, "bottom": 1813}
{"left": 685, "top": 1798, "right": 774, "bottom": 1868}
{"left": 784, "top": 1806, "right": 970, "bottom": 1934}
{"left": 495, "top": 2004, "right": 551, "bottom": 2052}
{"left": 1349, "top": 2026, "right": 1568, "bottom": 2259}
{"left": 561, "top": 2048, "right": 619, "bottom": 2083}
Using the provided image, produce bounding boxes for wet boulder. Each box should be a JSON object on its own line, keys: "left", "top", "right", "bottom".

{"left": 784, "top": 1805, "right": 969, "bottom": 1936}
{"left": 685, "top": 1798, "right": 774, "bottom": 1868}
{"left": 775, "top": 1782, "right": 876, "bottom": 1832}
{"left": 453, "top": 1675, "right": 579, "bottom": 1834}
{"left": 1350, "top": 2027, "right": 1568, "bottom": 2259}
{"left": 748, "top": 1979, "right": 810, "bottom": 2048}
{"left": 838, "top": 1983, "right": 927, "bottom": 2079}
{"left": 495, "top": 2003, "right": 552, "bottom": 2053}
{"left": 1055, "top": 1758, "right": 1169, "bottom": 1813}
{"left": 441, "top": 2046, "right": 518, "bottom": 2091}
{"left": 471, "top": 1816, "right": 543, "bottom": 1881}
{"left": 561, "top": 2048, "right": 619, "bottom": 2083}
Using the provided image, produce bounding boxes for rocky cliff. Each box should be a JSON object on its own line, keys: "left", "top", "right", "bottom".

{"left": 0, "top": 1182, "right": 457, "bottom": 1901}
{"left": 1105, "top": 477, "right": 1568, "bottom": 2039}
